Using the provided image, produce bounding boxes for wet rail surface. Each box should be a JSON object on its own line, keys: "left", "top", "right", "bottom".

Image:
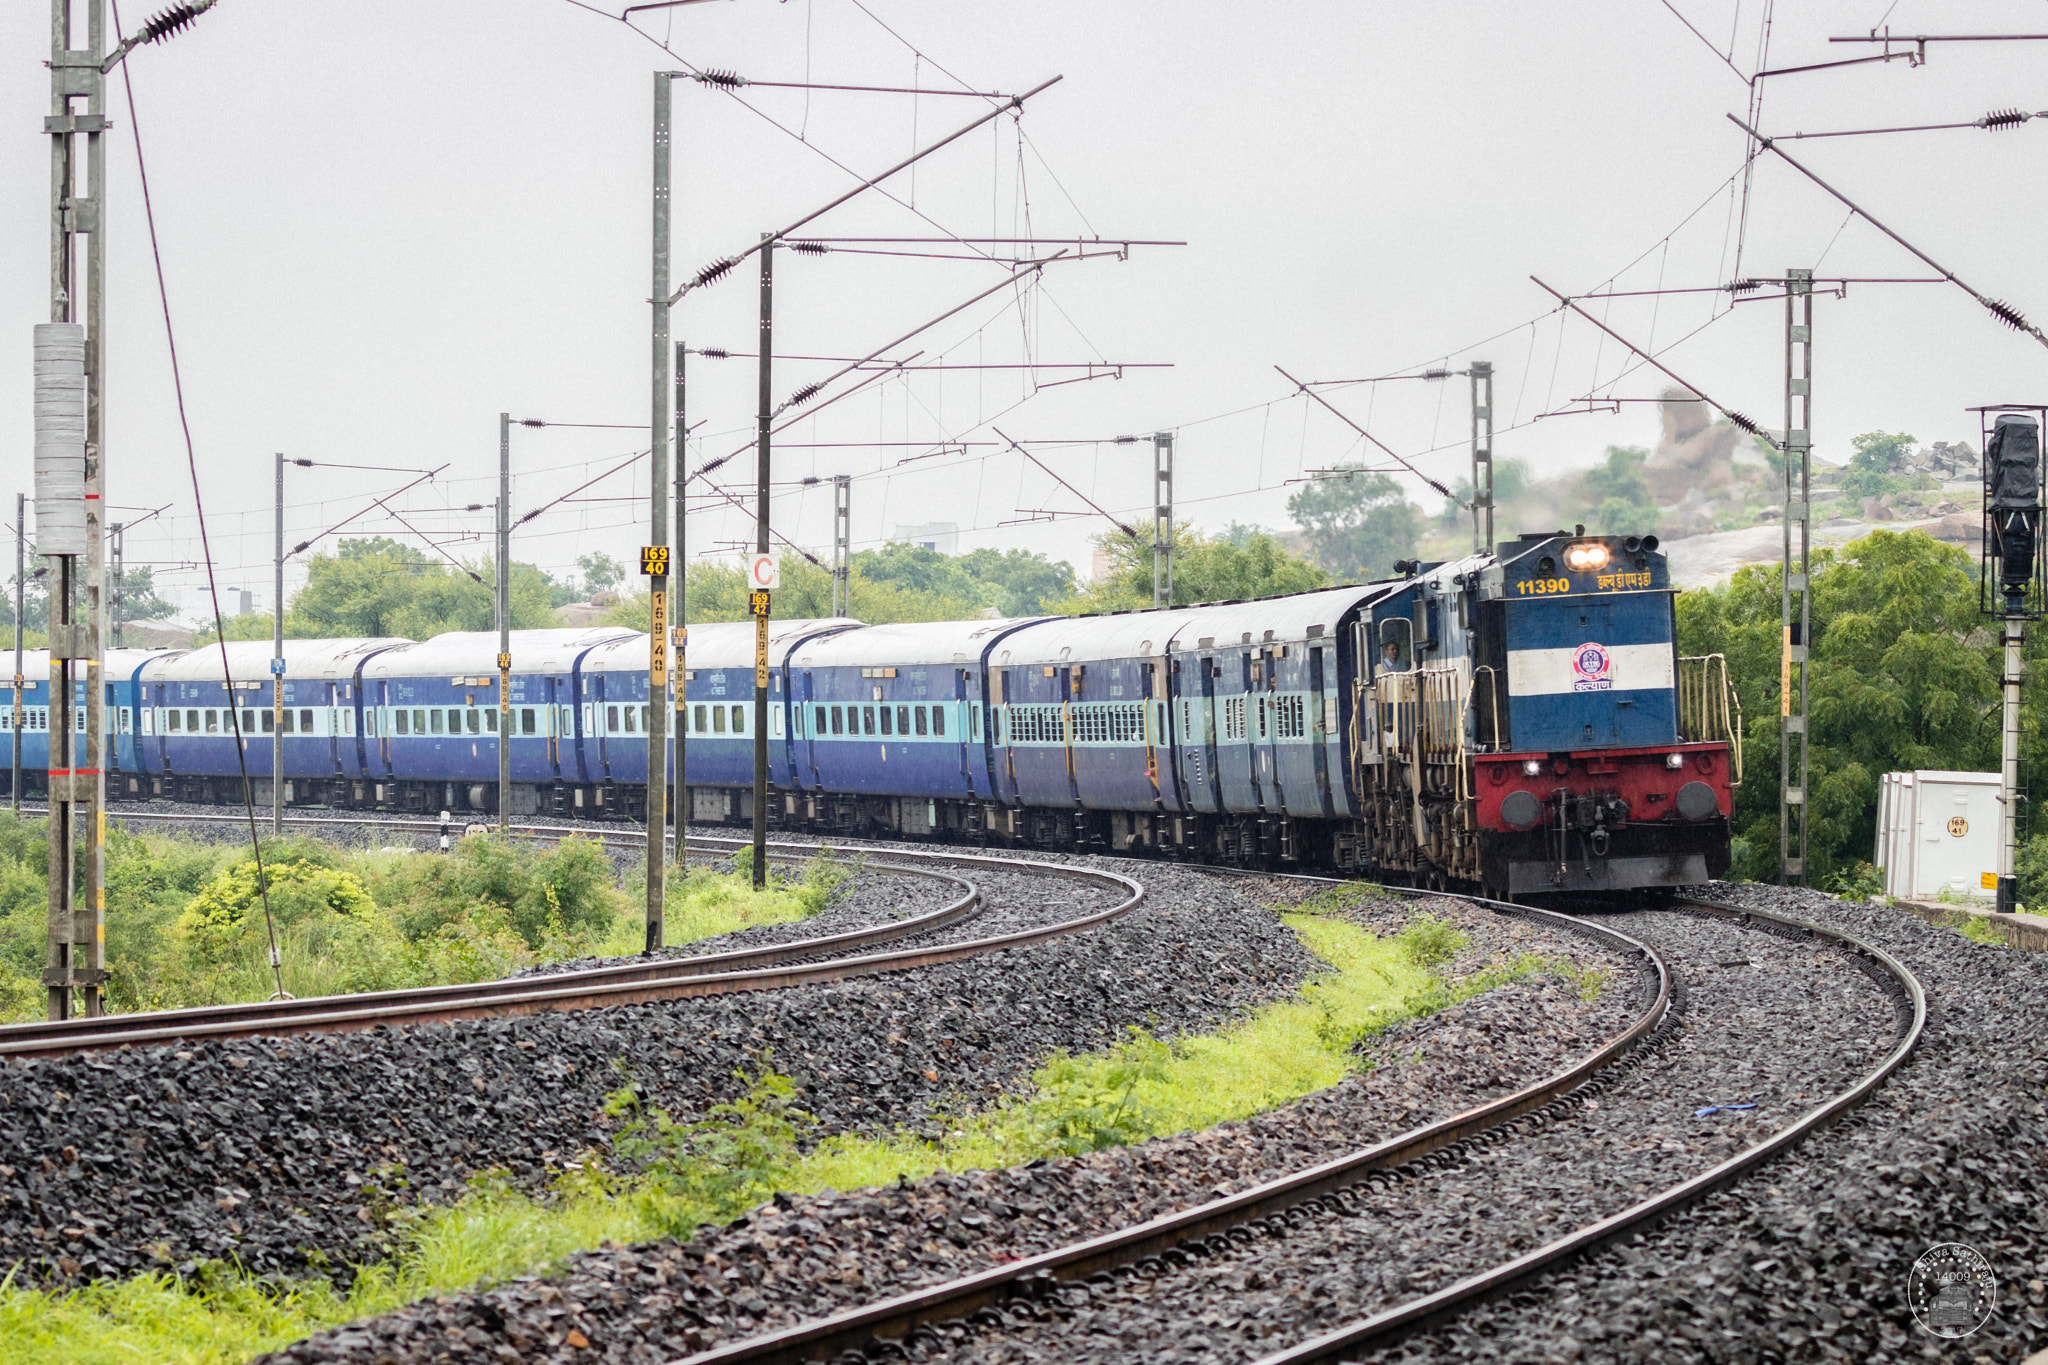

{"left": 3, "top": 813, "right": 1143, "bottom": 1060}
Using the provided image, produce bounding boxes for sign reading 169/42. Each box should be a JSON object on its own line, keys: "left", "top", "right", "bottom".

{"left": 639, "top": 545, "right": 670, "bottom": 575}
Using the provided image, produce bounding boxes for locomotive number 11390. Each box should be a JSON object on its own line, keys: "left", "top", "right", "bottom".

{"left": 1514, "top": 577, "right": 1573, "bottom": 595}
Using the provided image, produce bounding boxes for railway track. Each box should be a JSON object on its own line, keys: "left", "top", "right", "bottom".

{"left": 668, "top": 889, "right": 1922, "bottom": 1365}
{"left": 1, "top": 816, "right": 1145, "bottom": 1060}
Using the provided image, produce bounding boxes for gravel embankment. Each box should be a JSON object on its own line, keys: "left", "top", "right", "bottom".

{"left": 244, "top": 891, "right": 1647, "bottom": 1365}
{"left": 0, "top": 860, "right": 1307, "bottom": 1285}
{"left": 1357, "top": 884, "right": 2048, "bottom": 1365}
{"left": 913, "top": 906, "right": 1897, "bottom": 1363}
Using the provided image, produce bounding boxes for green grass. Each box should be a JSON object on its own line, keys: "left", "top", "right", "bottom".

{"left": 0, "top": 891, "right": 1578, "bottom": 1365}
{"left": 0, "top": 817, "right": 845, "bottom": 1023}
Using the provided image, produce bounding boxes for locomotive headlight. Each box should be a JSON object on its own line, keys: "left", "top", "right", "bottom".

{"left": 1564, "top": 542, "right": 1610, "bottom": 572}
{"left": 1522, "top": 759, "right": 1543, "bottom": 777}
{"left": 1665, "top": 752, "right": 1686, "bottom": 770}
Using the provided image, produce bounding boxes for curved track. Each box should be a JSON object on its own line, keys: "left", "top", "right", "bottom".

{"left": 1, "top": 817, "right": 1144, "bottom": 1060}
{"left": 669, "top": 889, "right": 1921, "bottom": 1365}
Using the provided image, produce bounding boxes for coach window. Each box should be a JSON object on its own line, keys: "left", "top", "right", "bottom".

{"left": 812, "top": 705, "right": 826, "bottom": 735}
{"left": 879, "top": 705, "right": 893, "bottom": 736}
{"left": 693, "top": 704, "right": 707, "bottom": 734}
{"left": 730, "top": 705, "right": 744, "bottom": 733}
{"left": 463, "top": 709, "right": 477, "bottom": 735}
{"left": 895, "top": 705, "right": 910, "bottom": 735}
{"left": 241, "top": 708, "right": 256, "bottom": 734}
{"left": 913, "top": 706, "right": 927, "bottom": 736}
{"left": 411, "top": 709, "right": 425, "bottom": 735}
{"left": 826, "top": 705, "right": 840, "bottom": 735}
{"left": 710, "top": 706, "right": 724, "bottom": 734}
{"left": 640, "top": 705, "right": 649, "bottom": 731}
{"left": 604, "top": 704, "right": 618, "bottom": 733}
{"left": 428, "top": 709, "right": 441, "bottom": 735}
{"left": 394, "top": 709, "right": 408, "bottom": 735}
{"left": 624, "top": 706, "right": 636, "bottom": 734}
{"left": 860, "top": 705, "right": 874, "bottom": 736}
{"left": 164, "top": 710, "right": 178, "bottom": 732}
{"left": 184, "top": 708, "right": 198, "bottom": 731}
{"left": 440, "top": 708, "right": 455, "bottom": 734}
{"left": 934, "top": 706, "right": 947, "bottom": 738}
{"left": 521, "top": 708, "right": 536, "bottom": 735}
{"left": 482, "top": 709, "right": 495, "bottom": 734}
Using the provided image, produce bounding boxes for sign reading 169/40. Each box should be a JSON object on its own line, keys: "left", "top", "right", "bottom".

{"left": 639, "top": 545, "right": 670, "bottom": 575}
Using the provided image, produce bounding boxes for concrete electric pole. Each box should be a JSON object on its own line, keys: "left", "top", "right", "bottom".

{"left": 645, "top": 72, "right": 673, "bottom": 945}
{"left": 41, "top": 0, "right": 111, "bottom": 1019}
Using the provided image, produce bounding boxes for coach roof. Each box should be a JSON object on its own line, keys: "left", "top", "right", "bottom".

{"left": 150, "top": 637, "right": 411, "bottom": 684}
{"left": 364, "top": 629, "right": 637, "bottom": 681}
{"left": 789, "top": 617, "right": 1054, "bottom": 671}
{"left": 583, "top": 619, "right": 862, "bottom": 674}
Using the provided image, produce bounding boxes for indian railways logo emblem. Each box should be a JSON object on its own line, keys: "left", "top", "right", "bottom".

{"left": 1570, "top": 642, "right": 1613, "bottom": 692}
{"left": 1907, "top": 1242, "right": 1995, "bottom": 1339}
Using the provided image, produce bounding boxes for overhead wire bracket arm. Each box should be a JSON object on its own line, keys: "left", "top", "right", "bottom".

{"left": 772, "top": 253, "right": 1067, "bottom": 416}
{"left": 280, "top": 467, "right": 447, "bottom": 559}
{"left": 1273, "top": 366, "right": 1460, "bottom": 501}
{"left": 670, "top": 75, "right": 1064, "bottom": 305}
{"left": 1529, "top": 276, "right": 1779, "bottom": 450}
{"left": 993, "top": 429, "right": 1143, "bottom": 540}
{"left": 1728, "top": 113, "right": 2048, "bottom": 349}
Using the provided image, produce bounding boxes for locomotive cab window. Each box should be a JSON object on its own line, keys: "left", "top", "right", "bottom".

{"left": 1377, "top": 617, "right": 1414, "bottom": 673}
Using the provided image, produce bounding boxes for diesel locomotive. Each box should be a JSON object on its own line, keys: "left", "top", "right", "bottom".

{"left": 0, "top": 530, "right": 1738, "bottom": 896}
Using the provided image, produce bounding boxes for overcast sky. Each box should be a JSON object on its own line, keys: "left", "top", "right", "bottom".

{"left": 6, "top": 0, "right": 2047, "bottom": 615}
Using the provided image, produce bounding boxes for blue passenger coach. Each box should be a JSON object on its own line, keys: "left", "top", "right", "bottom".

{"left": 141, "top": 639, "right": 409, "bottom": 804}
{"left": 785, "top": 618, "right": 1044, "bottom": 836}
{"left": 365, "top": 628, "right": 636, "bottom": 815}
{"left": 579, "top": 619, "right": 857, "bottom": 822}
{"left": 0, "top": 647, "right": 168, "bottom": 797}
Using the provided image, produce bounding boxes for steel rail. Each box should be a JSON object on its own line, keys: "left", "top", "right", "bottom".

{"left": 673, "top": 898, "right": 1674, "bottom": 1365}
{"left": 1246, "top": 895, "right": 1926, "bottom": 1365}
{"left": 0, "top": 838, "right": 1145, "bottom": 1060}
{"left": 0, "top": 851, "right": 976, "bottom": 1056}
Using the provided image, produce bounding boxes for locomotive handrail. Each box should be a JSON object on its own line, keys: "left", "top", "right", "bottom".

{"left": 1677, "top": 652, "right": 1744, "bottom": 787}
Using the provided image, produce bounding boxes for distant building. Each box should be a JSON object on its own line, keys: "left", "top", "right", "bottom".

{"left": 891, "top": 522, "right": 958, "bottom": 554}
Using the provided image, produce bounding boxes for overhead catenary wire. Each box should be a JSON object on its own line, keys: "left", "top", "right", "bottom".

{"left": 109, "top": 0, "right": 288, "bottom": 1002}
{"left": 1728, "top": 112, "right": 2048, "bottom": 348}
{"left": 1531, "top": 276, "right": 1779, "bottom": 449}
{"left": 671, "top": 76, "right": 1064, "bottom": 303}
{"left": 1274, "top": 367, "right": 1459, "bottom": 502}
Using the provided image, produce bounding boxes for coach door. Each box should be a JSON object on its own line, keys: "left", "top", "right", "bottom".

{"left": 1176, "top": 653, "right": 1224, "bottom": 814}
{"left": 1308, "top": 642, "right": 1335, "bottom": 817}
{"left": 800, "top": 671, "right": 821, "bottom": 788}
